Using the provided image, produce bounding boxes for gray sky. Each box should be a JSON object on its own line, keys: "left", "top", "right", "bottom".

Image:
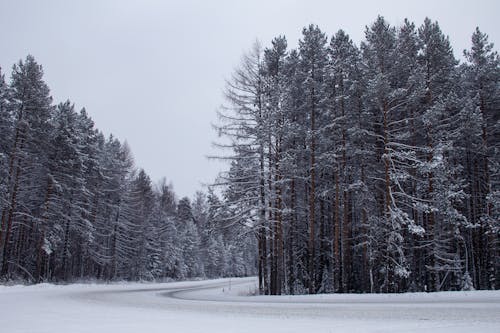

{"left": 0, "top": 0, "right": 498, "bottom": 198}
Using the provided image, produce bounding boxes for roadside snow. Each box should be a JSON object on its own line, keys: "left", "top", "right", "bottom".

{"left": 1, "top": 277, "right": 499, "bottom": 333}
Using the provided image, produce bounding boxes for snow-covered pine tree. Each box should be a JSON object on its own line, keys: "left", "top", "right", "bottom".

{"left": 279, "top": 48, "right": 311, "bottom": 294}
{"left": 326, "top": 29, "right": 363, "bottom": 292}
{"left": 152, "top": 179, "right": 180, "bottom": 279}
{"left": 463, "top": 28, "right": 500, "bottom": 290}
{"left": 0, "top": 56, "right": 53, "bottom": 279}
{"left": 360, "top": 16, "right": 430, "bottom": 292}
{"left": 200, "top": 189, "right": 224, "bottom": 277}
{"left": 177, "top": 197, "right": 203, "bottom": 277}
{"left": 45, "top": 101, "right": 88, "bottom": 281}
{"left": 416, "top": 18, "right": 462, "bottom": 291}
{"left": 102, "top": 137, "right": 136, "bottom": 280}
{"left": 262, "top": 36, "right": 288, "bottom": 295}
{"left": 126, "top": 169, "right": 155, "bottom": 280}
{"left": 298, "top": 24, "right": 328, "bottom": 294}
{"left": 215, "top": 41, "right": 270, "bottom": 292}
{"left": 74, "top": 108, "right": 104, "bottom": 279}
{"left": 0, "top": 69, "right": 12, "bottom": 257}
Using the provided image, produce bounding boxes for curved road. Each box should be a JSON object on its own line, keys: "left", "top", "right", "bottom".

{"left": 2, "top": 277, "right": 499, "bottom": 333}
{"left": 78, "top": 277, "right": 500, "bottom": 325}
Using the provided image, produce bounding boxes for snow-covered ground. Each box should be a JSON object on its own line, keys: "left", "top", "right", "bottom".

{"left": 1, "top": 277, "right": 499, "bottom": 333}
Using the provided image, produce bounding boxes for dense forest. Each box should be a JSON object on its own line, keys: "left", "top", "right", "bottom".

{"left": 0, "top": 56, "right": 256, "bottom": 283}
{"left": 1, "top": 16, "right": 498, "bottom": 295}
{"left": 215, "top": 16, "right": 499, "bottom": 294}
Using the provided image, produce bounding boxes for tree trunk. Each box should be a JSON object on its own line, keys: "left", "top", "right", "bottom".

{"left": 274, "top": 139, "right": 283, "bottom": 295}
{"left": 1, "top": 162, "right": 22, "bottom": 276}
{"left": 334, "top": 170, "right": 341, "bottom": 292}
{"left": 343, "top": 187, "right": 350, "bottom": 292}
{"left": 383, "top": 100, "right": 392, "bottom": 293}
{"left": 36, "top": 178, "right": 53, "bottom": 281}
{"left": 287, "top": 178, "right": 296, "bottom": 294}
{"left": 308, "top": 89, "right": 316, "bottom": 294}
{"left": 426, "top": 137, "right": 436, "bottom": 291}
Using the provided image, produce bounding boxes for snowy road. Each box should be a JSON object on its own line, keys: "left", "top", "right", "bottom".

{"left": 1, "top": 277, "right": 499, "bottom": 333}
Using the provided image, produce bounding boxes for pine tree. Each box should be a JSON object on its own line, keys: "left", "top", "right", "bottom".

{"left": 0, "top": 69, "right": 12, "bottom": 254}
{"left": 298, "top": 24, "right": 328, "bottom": 293}
{"left": 103, "top": 137, "right": 135, "bottom": 280}
{"left": 262, "top": 36, "right": 288, "bottom": 295}
{"left": 361, "top": 16, "right": 417, "bottom": 292}
{"left": 154, "top": 179, "right": 181, "bottom": 279}
{"left": 126, "top": 169, "right": 155, "bottom": 280}
{"left": 215, "top": 41, "right": 269, "bottom": 292}
{"left": 1, "top": 56, "right": 53, "bottom": 278}
{"left": 281, "top": 48, "right": 310, "bottom": 294}
{"left": 417, "top": 18, "right": 460, "bottom": 291}
{"left": 75, "top": 108, "right": 103, "bottom": 279}
{"left": 177, "top": 197, "right": 203, "bottom": 277}
{"left": 45, "top": 101, "right": 87, "bottom": 280}
{"left": 326, "top": 29, "right": 363, "bottom": 292}
{"left": 463, "top": 28, "right": 500, "bottom": 289}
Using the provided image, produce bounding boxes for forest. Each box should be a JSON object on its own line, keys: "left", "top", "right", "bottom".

{"left": 0, "top": 56, "right": 256, "bottom": 283}
{"left": 0, "top": 16, "right": 498, "bottom": 296}
{"left": 215, "top": 16, "right": 499, "bottom": 295}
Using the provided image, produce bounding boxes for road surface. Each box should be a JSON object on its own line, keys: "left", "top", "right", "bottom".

{"left": 1, "top": 277, "right": 499, "bottom": 332}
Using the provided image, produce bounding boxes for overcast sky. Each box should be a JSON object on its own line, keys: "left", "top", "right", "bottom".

{"left": 0, "top": 0, "right": 498, "bottom": 198}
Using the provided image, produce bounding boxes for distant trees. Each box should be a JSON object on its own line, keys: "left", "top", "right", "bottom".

{"left": 0, "top": 56, "right": 256, "bottom": 282}
{"left": 215, "top": 17, "right": 499, "bottom": 294}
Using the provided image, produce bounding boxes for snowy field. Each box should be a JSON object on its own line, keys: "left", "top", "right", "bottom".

{"left": 1, "top": 277, "right": 499, "bottom": 333}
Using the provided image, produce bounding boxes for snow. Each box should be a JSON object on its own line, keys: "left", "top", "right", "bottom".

{"left": 1, "top": 277, "right": 499, "bottom": 333}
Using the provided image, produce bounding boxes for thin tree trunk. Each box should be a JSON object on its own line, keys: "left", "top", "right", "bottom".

{"left": 361, "top": 165, "right": 370, "bottom": 293}
{"left": 383, "top": 100, "right": 392, "bottom": 293}
{"left": 288, "top": 177, "right": 296, "bottom": 294}
{"left": 308, "top": 88, "right": 316, "bottom": 294}
{"left": 334, "top": 170, "right": 341, "bottom": 292}
{"left": 340, "top": 72, "right": 349, "bottom": 292}
{"left": 427, "top": 136, "right": 436, "bottom": 291}
{"left": 343, "top": 187, "right": 350, "bottom": 292}
{"left": 267, "top": 138, "right": 276, "bottom": 295}
{"left": 274, "top": 139, "right": 283, "bottom": 295}
{"left": 258, "top": 137, "right": 267, "bottom": 294}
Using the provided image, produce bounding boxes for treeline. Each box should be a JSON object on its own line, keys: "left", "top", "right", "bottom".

{"left": 0, "top": 56, "right": 256, "bottom": 282}
{"left": 215, "top": 16, "right": 499, "bottom": 294}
